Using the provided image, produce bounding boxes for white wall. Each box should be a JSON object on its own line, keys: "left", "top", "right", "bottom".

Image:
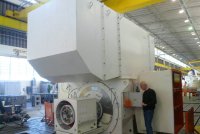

{"left": 0, "top": 44, "right": 27, "bottom": 58}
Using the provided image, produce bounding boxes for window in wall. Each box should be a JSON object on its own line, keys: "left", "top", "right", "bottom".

{"left": 0, "top": 56, "right": 10, "bottom": 80}
{"left": 155, "top": 48, "right": 188, "bottom": 68}
{"left": 0, "top": 56, "right": 47, "bottom": 81}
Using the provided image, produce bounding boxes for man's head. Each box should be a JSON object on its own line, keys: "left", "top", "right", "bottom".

{"left": 140, "top": 81, "right": 148, "bottom": 91}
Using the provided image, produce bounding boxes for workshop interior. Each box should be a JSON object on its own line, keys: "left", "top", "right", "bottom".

{"left": 1, "top": 0, "right": 200, "bottom": 134}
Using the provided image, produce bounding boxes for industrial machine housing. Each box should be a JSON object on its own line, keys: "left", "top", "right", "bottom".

{"left": 27, "top": 0, "right": 183, "bottom": 133}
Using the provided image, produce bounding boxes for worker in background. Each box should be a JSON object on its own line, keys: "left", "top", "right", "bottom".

{"left": 0, "top": 99, "right": 5, "bottom": 114}
{"left": 140, "top": 81, "right": 157, "bottom": 134}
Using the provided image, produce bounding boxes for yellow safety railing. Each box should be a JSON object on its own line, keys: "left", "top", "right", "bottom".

{"left": 188, "top": 59, "right": 200, "bottom": 64}
{"left": 155, "top": 62, "right": 188, "bottom": 74}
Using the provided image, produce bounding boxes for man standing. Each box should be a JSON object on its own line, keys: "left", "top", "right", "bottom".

{"left": 0, "top": 99, "right": 5, "bottom": 114}
{"left": 140, "top": 81, "right": 157, "bottom": 134}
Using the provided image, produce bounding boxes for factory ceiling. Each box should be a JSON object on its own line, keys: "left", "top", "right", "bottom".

{"left": 126, "top": 0, "right": 200, "bottom": 63}
{"left": 4, "top": 0, "right": 43, "bottom": 7}
{"left": 6, "top": 0, "right": 200, "bottom": 65}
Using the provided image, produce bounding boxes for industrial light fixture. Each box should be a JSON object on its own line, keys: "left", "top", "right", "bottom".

{"left": 179, "top": 9, "right": 184, "bottom": 14}
{"left": 194, "top": 38, "right": 198, "bottom": 40}
{"left": 197, "top": 42, "right": 200, "bottom": 44}
{"left": 188, "top": 26, "right": 193, "bottom": 30}
{"left": 184, "top": 19, "right": 189, "bottom": 23}
{"left": 27, "top": 0, "right": 38, "bottom": 4}
{"left": 171, "top": 0, "right": 176, "bottom": 2}
{"left": 191, "top": 32, "right": 196, "bottom": 36}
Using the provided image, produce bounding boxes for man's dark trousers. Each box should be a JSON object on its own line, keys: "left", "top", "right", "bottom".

{"left": 144, "top": 109, "right": 154, "bottom": 134}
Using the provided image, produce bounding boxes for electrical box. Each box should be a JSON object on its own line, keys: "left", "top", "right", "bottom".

{"left": 54, "top": 98, "right": 97, "bottom": 134}
{"left": 123, "top": 92, "right": 142, "bottom": 108}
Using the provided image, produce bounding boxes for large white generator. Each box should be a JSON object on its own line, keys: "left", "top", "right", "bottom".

{"left": 27, "top": 0, "right": 183, "bottom": 133}
{"left": 28, "top": 0, "right": 155, "bottom": 132}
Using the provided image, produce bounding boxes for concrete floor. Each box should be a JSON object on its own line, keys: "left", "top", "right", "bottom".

{"left": 0, "top": 103, "right": 54, "bottom": 134}
{"left": 1, "top": 97, "right": 199, "bottom": 134}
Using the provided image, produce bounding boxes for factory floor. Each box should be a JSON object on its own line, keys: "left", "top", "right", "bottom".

{"left": 0, "top": 103, "right": 54, "bottom": 134}
{"left": 1, "top": 97, "right": 200, "bottom": 134}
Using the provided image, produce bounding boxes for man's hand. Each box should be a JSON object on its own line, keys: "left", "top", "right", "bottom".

{"left": 142, "top": 102, "right": 147, "bottom": 106}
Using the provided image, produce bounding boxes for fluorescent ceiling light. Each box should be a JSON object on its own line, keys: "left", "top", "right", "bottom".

{"left": 172, "top": 0, "right": 176, "bottom": 2}
{"left": 191, "top": 32, "right": 196, "bottom": 35}
{"left": 194, "top": 38, "right": 198, "bottom": 40}
{"left": 27, "top": 0, "right": 38, "bottom": 4}
{"left": 188, "top": 26, "right": 193, "bottom": 30}
{"left": 197, "top": 42, "right": 200, "bottom": 44}
{"left": 179, "top": 9, "right": 184, "bottom": 14}
{"left": 184, "top": 19, "right": 189, "bottom": 23}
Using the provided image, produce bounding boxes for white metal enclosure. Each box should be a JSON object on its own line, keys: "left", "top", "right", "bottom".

{"left": 136, "top": 70, "right": 175, "bottom": 133}
{"left": 27, "top": 0, "right": 158, "bottom": 134}
{"left": 27, "top": 0, "right": 154, "bottom": 83}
